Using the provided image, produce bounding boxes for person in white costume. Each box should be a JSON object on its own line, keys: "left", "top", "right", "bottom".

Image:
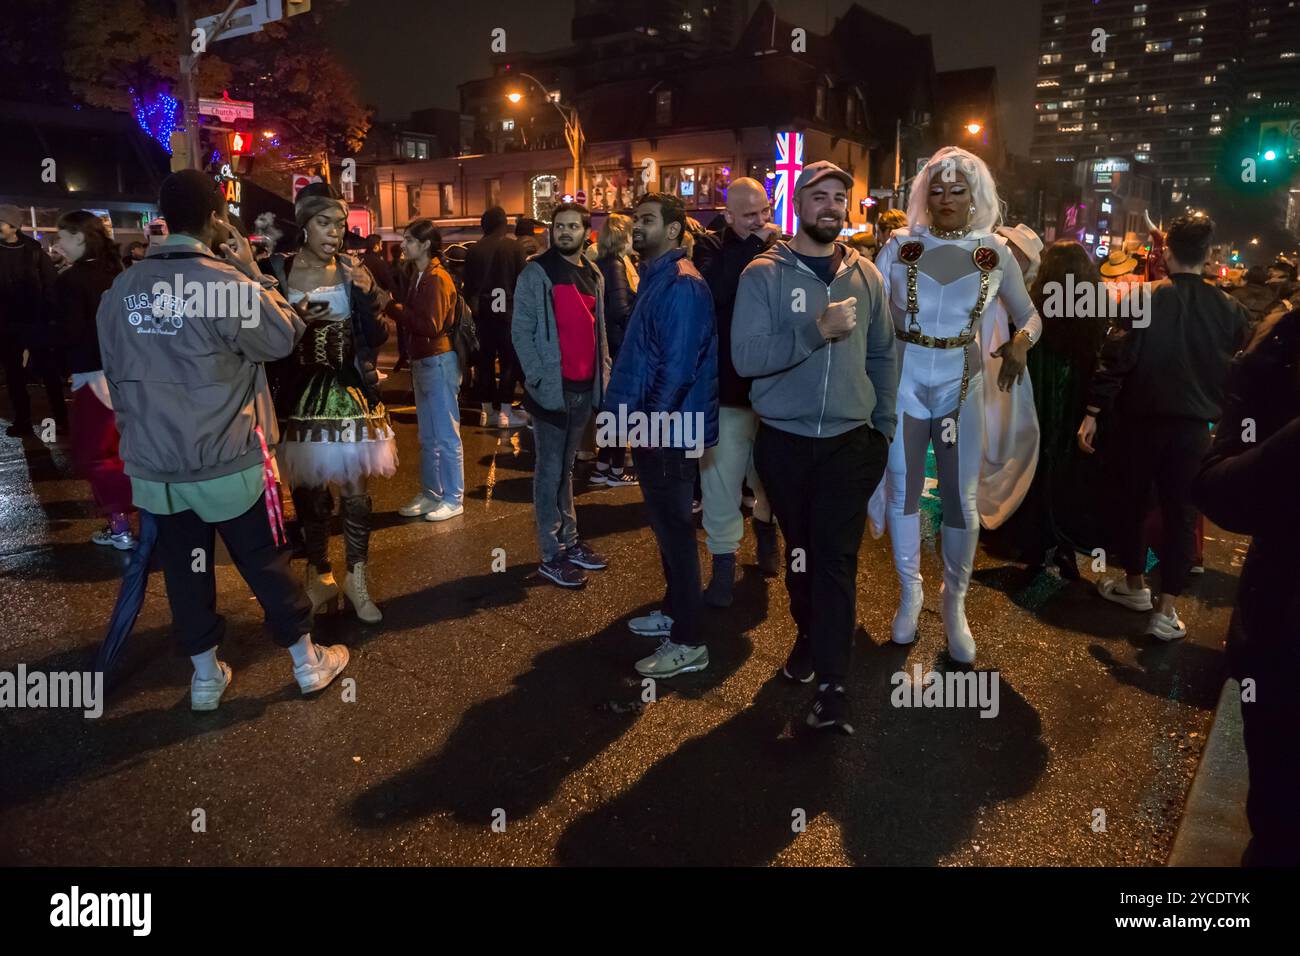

{"left": 870, "top": 147, "right": 1041, "bottom": 664}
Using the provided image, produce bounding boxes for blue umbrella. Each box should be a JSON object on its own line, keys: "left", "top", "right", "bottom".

{"left": 93, "top": 509, "right": 157, "bottom": 679}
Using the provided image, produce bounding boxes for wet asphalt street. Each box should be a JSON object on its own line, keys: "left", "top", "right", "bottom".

{"left": 0, "top": 367, "right": 1244, "bottom": 866}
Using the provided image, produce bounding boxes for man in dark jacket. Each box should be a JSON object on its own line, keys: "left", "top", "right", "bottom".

{"left": 465, "top": 206, "right": 528, "bottom": 427}
{"left": 692, "top": 177, "right": 782, "bottom": 605}
{"left": 0, "top": 204, "right": 66, "bottom": 436}
{"left": 1194, "top": 305, "right": 1300, "bottom": 866}
{"left": 604, "top": 192, "right": 718, "bottom": 678}
{"left": 1079, "top": 214, "right": 1250, "bottom": 641}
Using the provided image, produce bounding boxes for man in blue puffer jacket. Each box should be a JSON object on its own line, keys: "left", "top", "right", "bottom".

{"left": 603, "top": 191, "right": 718, "bottom": 679}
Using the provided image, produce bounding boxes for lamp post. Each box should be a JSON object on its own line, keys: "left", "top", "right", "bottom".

{"left": 506, "top": 73, "right": 585, "bottom": 199}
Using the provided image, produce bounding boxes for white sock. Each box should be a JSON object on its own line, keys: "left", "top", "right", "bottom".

{"left": 191, "top": 647, "right": 221, "bottom": 680}
{"left": 289, "top": 634, "right": 319, "bottom": 668}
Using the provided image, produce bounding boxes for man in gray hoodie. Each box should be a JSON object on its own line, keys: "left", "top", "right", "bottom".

{"left": 732, "top": 160, "right": 899, "bottom": 735}
{"left": 98, "top": 170, "right": 349, "bottom": 711}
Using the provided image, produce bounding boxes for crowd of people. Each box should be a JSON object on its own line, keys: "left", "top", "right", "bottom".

{"left": 1, "top": 145, "right": 1297, "bottom": 862}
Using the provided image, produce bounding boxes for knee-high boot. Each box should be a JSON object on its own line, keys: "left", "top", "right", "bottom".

{"left": 341, "top": 494, "right": 381, "bottom": 623}
{"left": 294, "top": 485, "right": 339, "bottom": 615}
{"left": 889, "top": 511, "right": 924, "bottom": 644}
{"left": 939, "top": 524, "right": 979, "bottom": 664}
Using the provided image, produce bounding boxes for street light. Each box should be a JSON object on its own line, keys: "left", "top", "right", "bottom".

{"left": 505, "top": 72, "right": 585, "bottom": 198}
{"left": 966, "top": 121, "right": 983, "bottom": 135}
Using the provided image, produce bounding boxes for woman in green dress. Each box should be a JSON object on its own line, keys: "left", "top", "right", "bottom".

{"left": 267, "top": 183, "right": 396, "bottom": 623}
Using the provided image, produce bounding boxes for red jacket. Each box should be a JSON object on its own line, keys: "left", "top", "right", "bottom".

{"left": 389, "top": 261, "right": 455, "bottom": 359}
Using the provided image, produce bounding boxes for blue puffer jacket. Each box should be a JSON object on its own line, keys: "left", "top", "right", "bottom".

{"left": 604, "top": 247, "right": 718, "bottom": 449}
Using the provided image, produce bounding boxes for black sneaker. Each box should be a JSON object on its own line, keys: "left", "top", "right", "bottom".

{"left": 782, "top": 636, "right": 815, "bottom": 683}
{"left": 806, "top": 684, "right": 854, "bottom": 735}
{"left": 565, "top": 541, "right": 608, "bottom": 570}
{"left": 539, "top": 557, "right": 588, "bottom": 588}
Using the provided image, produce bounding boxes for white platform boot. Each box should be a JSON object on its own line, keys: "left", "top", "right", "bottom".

{"left": 939, "top": 525, "right": 979, "bottom": 664}
{"left": 304, "top": 564, "right": 340, "bottom": 616}
{"left": 342, "top": 561, "right": 382, "bottom": 623}
{"left": 890, "top": 512, "right": 924, "bottom": 645}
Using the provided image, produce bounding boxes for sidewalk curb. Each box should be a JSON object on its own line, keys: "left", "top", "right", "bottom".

{"left": 1167, "top": 678, "right": 1249, "bottom": 867}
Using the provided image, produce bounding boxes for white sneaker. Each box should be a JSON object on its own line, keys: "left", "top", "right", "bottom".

{"left": 91, "top": 527, "right": 138, "bottom": 550}
{"left": 191, "top": 661, "right": 233, "bottom": 712}
{"left": 1097, "top": 578, "right": 1154, "bottom": 612}
{"left": 424, "top": 501, "right": 465, "bottom": 522}
{"left": 634, "top": 639, "right": 709, "bottom": 678}
{"left": 399, "top": 493, "right": 441, "bottom": 517}
{"left": 293, "top": 643, "right": 350, "bottom": 694}
{"left": 495, "top": 409, "right": 511, "bottom": 428}
{"left": 628, "top": 610, "right": 673, "bottom": 637}
{"left": 1146, "top": 608, "right": 1187, "bottom": 642}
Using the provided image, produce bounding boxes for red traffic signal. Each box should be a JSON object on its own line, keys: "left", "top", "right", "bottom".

{"left": 229, "top": 130, "right": 252, "bottom": 156}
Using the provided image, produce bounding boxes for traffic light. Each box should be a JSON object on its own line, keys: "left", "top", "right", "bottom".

{"left": 229, "top": 130, "right": 252, "bottom": 156}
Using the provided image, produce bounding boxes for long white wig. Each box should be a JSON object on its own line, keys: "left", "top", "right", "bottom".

{"left": 906, "top": 146, "right": 1004, "bottom": 234}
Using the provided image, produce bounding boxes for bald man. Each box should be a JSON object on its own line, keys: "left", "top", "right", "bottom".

{"left": 692, "top": 177, "right": 784, "bottom": 605}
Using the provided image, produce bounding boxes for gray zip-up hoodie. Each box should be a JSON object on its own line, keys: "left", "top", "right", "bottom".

{"left": 97, "top": 241, "right": 304, "bottom": 482}
{"left": 732, "top": 240, "right": 898, "bottom": 440}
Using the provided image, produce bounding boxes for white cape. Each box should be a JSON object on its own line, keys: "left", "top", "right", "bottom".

{"left": 868, "top": 298, "right": 1039, "bottom": 536}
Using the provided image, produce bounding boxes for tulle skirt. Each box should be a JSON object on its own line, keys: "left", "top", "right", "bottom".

{"left": 279, "top": 366, "right": 398, "bottom": 488}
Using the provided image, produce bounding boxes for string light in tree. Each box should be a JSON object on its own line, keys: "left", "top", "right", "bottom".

{"left": 130, "top": 88, "right": 180, "bottom": 154}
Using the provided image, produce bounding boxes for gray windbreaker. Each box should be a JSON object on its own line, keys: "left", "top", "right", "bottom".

{"left": 97, "top": 242, "right": 304, "bottom": 482}
{"left": 731, "top": 240, "right": 899, "bottom": 440}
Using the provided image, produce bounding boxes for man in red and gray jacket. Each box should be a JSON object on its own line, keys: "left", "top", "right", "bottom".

{"left": 98, "top": 170, "right": 349, "bottom": 711}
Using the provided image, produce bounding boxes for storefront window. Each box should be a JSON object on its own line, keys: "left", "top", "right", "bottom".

{"left": 586, "top": 169, "right": 637, "bottom": 212}
{"left": 659, "top": 162, "right": 733, "bottom": 210}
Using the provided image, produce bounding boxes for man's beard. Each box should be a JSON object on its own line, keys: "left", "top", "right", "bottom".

{"left": 802, "top": 219, "right": 842, "bottom": 244}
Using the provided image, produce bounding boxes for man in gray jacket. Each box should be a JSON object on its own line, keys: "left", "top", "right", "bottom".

{"left": 512, "top": 203, "right": 612, "bottom": 588}
{"left": 98, "top": 170, "right": 349, "bottom": 711}
{"left": 732, "top": 161, "right": 899, "bottom": 735}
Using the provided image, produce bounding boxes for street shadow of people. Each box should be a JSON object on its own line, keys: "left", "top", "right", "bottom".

{"left": 1087, "top": 640, "right": 1225, "bottom": 711}
{"left": 347, "top": 565, "right": 771, "bottom": 830}
{"left": 554, "top": 638, "right": 1048, "bottom": 866}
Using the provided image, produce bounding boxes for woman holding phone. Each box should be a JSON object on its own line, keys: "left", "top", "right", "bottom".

{"left": 266, "top": 182, "right": 396, "bottom": 624}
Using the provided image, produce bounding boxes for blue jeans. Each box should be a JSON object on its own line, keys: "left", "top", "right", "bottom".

{"left": 531, "top": 388, "right": 592, "bottom": 562}
{"left": 411, "top": 350, "right": 464, "bottom": 506}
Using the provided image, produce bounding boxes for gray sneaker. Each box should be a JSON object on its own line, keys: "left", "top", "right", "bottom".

{"left": 191, "top": 662, "right": 233, "bottom": 712}
{"left": 628, "top": 610, "right": 673, "bottom": 637}
{"left": 634, "top": 639, "right": 709, "bottom": 678}
{"left": 399, "top": 493, "right": 441, "bottom": 517}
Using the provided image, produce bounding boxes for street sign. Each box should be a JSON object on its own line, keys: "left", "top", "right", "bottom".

{"left": 292, "top": 174, "right": 322, "bottom": 200}
{"left": 575, "top": 189, "right": 587, "bottom": 205}
{"left": 198, "top": 94, "right": 255, "bottom": 123}
{"left": 195, "top": 0, "right": 303, "bottom": 43}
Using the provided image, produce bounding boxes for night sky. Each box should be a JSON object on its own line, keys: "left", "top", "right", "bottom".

{"left": 323, "top": 0, "right": 1041, "bottom": 154}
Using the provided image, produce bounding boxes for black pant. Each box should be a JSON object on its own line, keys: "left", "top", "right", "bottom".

{"left": 1, "top": 331, "right": 66, "bottom": 427}
{"left": 474, "top": 315, "right": 519, "bottom": 407}
{"left": 153, "top": 494, "right": 312, "bottom": 656}
{"left": 754, "top": 422, "right": 887, "bottom": 685}
{"left": 1109, "top": 416, "right": 1208, "bottom": 597}
{"left": 1239, "top": 660, "right": 1300, "bottom": 865}
{"left": 633, "top": 447, "right": 703, "bottom": 647}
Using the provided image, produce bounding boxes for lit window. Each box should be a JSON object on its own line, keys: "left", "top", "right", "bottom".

{"left": 1189, "top": 37, "right": 1202, "bottom": 46}
{"left": 1040, "top": 53, "right": 1062, "bottom": 64}
{"left": 502, "top": 119, "right": 515, "bottom": 131}
{"left": 1282, "top": 52, "right": 1299, "bottom": 59}
{"left": 1209, "top": 126, "right": 1222, "bottom": 135}
{"left": 1037, "top": 80, "right": 1059, "bottom": 88}
{"left": 1135, "top": 152, "right": 1150, "bottom": 161}
{"left": 1203, "top": 75, "right": 1216, "bottom": 84}
{"left": 1138, "top": 142, "right": 1151, "bottom": 150}
{"left": 1247, "top": 91, "right": 1262, "bottom": 100}
{"left": 1172, "top": 52, "right": 1200, "bottom": 62}
{"left": 1146, "top": 39, "right": 1172, "bottom": 52}
{"left": 1074, "top": 63, "right": 1087, "bottom": 72}
{"left": 1052, "top": 14, "right": 1066, "bottom": 25}
{"left": 1132, "top": 16, "right": 1146, "bottom": 26}
{"left": 1134, "top": 3, "right": 1147, "bottom": 11}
